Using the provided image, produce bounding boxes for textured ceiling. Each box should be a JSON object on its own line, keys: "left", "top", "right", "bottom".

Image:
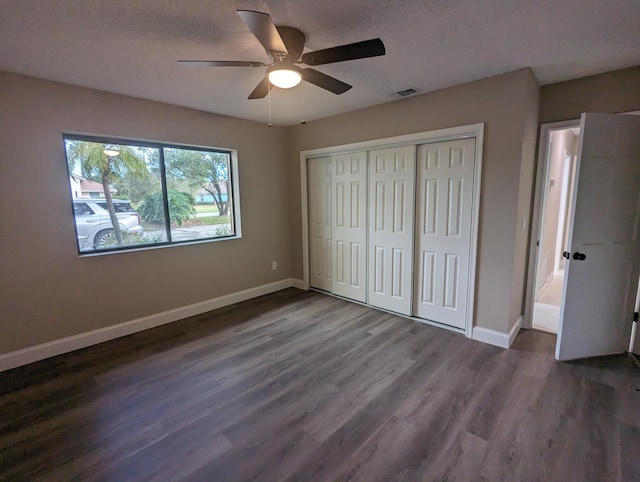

{"left": 1, "top": 0, "right": 639, "bottom": 126}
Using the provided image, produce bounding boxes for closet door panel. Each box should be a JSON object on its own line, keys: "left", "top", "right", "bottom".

{"left": 368, "top": 145, "right": 416, "bottom": 315}
{"left": 308, "top": 157, "right": 332, "bottom": 291}
{"left": 414, "top": 138, "right": 475, "bottom": 328}
{"left": 332, "top": 152, "right": 367, "bottom": 302}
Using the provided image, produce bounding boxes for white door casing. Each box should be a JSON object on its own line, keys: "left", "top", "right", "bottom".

{"left": 556, "top": 113, "right": 640, "bottom": 361}
{"left": 332, "top": 152, "right": 367, "bottom": 302}
{"left": 308, "top": 157, "right": 332, "bottom": 291}
{"left": 368, "top": 145, "right": 416, "bottom": 315}
{"left": 414, "top": 138, "right": 476, "bottom": 329}
{"left": 523, "top": 120, "right": 579, "bottom": 332}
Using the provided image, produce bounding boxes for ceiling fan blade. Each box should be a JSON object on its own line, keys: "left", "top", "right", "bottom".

{"left": 237, "top": 10, "right": 287, "bottom": 55}
{"left": 276, "top": 26, "right": 306, "bottom": 62}
{"left": 178, "top": 60, "right": 267, "bottom": 67}
{"left": 248, "top": 76, "right": 270, "bottom": 99}
{"left": 301, "top": 38, "right": 385, "bottom": 66}
{"left": 302, "top": 68, "right": 352, "bottom": 95}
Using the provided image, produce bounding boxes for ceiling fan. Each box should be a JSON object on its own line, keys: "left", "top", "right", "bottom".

{"left": 178, "top": 10, "right": 386, "bottom": 99}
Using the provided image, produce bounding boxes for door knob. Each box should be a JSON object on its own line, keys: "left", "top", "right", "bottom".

{"left": 572, "top": 252, "right": 586, "bottom": 261}
{"left": 562, "top": 251, "right": 570, "bottom": 259}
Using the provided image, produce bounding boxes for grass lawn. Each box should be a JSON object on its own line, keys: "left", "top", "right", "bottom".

{"left": 140, "top": 204, "right": 228, "bottom": 229}
{"left": 194, "top": 204, "right": 219, "bottom": 214}
{"left": 196, "top": 216, "right": 230, "bottom": 226}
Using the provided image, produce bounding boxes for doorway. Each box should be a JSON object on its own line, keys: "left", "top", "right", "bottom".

{"left": 525, "top": 113, "right": 640, "bottom": 361}
{"left": 530, "top": 126, "right": 580, "bottom": 333}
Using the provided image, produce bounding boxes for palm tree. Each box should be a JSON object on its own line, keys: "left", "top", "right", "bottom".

{"left": 66, "top": 140, "right": 148, "bottom": 245}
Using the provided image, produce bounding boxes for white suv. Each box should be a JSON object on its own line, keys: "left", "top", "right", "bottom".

{"left": 73, "top": 199, "right": 143, "bottom": 251}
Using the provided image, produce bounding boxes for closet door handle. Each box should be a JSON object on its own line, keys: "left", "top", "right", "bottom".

{"left": 572, "top": 252, "right": 586, "bottom": 261}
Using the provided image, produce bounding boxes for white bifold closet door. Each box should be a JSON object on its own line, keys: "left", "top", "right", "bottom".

{"left": 332, "top": 152, "right": 367, "bottom": 302}
{"left": 414, "top": 138, "right": 475, "bottom": 329}
{"left": 308, "top": 156, "right": 332, "bottom": 291}
{"left": 368, "top": 145, "right": 416, "bottom": 315}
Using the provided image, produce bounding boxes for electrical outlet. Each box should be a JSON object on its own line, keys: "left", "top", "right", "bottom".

{"left": 272, "top": 261, "right": 278, "bottom": 271}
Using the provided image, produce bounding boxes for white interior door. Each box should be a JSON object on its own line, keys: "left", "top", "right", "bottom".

{"left": 308, "top": 156, "right": 332, "bottom": 291}
{"left": 368, "top": 145, "right": 416, "bottom": 315}
{"left": 556, "top": 113, "right": 640, "bottom": 361}
{"left": 414, "top": 138, "right": 476, "bottom": 329}
{"left": 332, "top": 152, "right": 367, "bottom": 302}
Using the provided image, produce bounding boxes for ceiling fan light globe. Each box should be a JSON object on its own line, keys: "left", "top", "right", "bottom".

{"left": 268, "top": 68, "right": 302, "bottom": 89}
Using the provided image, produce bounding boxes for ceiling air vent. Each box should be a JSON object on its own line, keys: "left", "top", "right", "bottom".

{"left": 390, "top": 87, "right": 420, "bottom": 98}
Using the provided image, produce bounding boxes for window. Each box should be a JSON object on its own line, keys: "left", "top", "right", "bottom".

{"left": 73, "top": 201, "right": 94, "bottom": 216}
{"left": 64, "top": 135, "right": 240, "bottom": 254}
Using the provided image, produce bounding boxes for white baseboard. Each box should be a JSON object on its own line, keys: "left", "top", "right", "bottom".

{"left": 509, "top": 316, "right": 523, "bottom": 347}
{"left": 0, "top": 278, "right": 304, "bottom": 372}
{"left": 291, "top": 278, "right": 305, "bottom": 290}
{"left": 472, "top": 316, "right": 523, "bottom": 349}
{"left": 472, "top": 326, "right": 510, "bottom": 349}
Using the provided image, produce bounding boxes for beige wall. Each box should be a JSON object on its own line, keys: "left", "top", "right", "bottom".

{"left": 4, "top": 64, "right": 638, "bottom": 358}
{"left": 540, "top": 66, "right": 640, "bottom": 123}
{"left": 0, "top": 72, "right": 292, "bottom": 354}
{"left": 287, "top": 69, "right": 540, "bottom": 333}
{"left": 509, "top": 72, "right": 540, "bottom": 325}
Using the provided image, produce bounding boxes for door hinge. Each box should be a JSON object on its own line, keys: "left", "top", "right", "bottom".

{"left": 634, "top": 312, "right": 639, "bottom": 322}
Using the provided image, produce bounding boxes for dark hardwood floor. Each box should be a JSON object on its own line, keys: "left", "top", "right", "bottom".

{"left": 1, "top": 288, "right": 639, "bottom": 481}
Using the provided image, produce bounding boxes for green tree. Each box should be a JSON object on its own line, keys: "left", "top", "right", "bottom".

{"left": 165, "top": 148, "right": 230, "bottom": 216}
{"left": 66, "top": 140, "right": 148, "bottom": 245}
{"left": 138, "top": 190, "right": 195, "bottom": 227}
{"left": 112, "top": 148, "right": 160, "bottom": 204}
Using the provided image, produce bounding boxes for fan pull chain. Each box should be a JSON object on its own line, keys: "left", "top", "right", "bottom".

{"left": 267, "top": 81, "right": 272, "bottom": 127}
{"left": 300, "top": 81, "right": 306, "bottom": 125}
